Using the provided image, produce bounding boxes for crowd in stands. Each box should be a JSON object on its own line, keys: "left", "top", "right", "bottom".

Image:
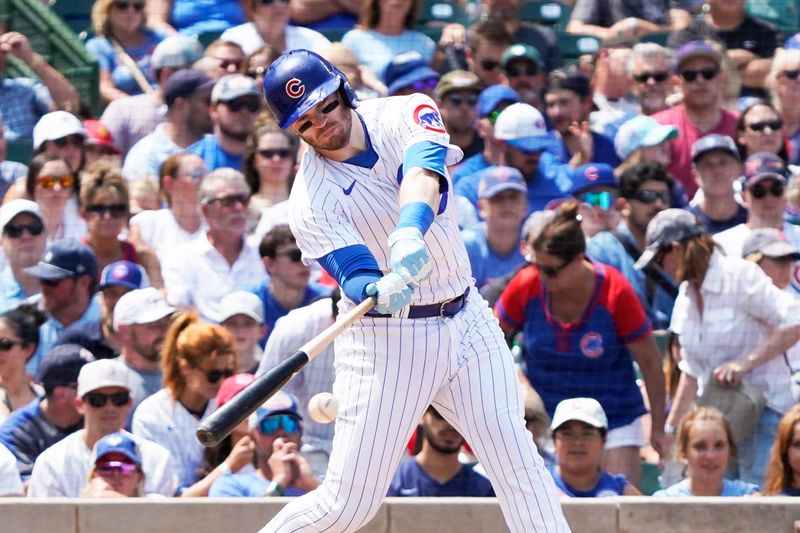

{"left": 2, "top": 0, "right": 800, "bottom": 505}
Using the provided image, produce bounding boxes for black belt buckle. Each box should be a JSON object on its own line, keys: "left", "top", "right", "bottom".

{"left": 439, "top": 287, "right": 469, "bottom": 318}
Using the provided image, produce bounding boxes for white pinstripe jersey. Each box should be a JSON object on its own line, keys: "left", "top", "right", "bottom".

{"left": 288, "top": 94, "right": 472, "bottom": 308}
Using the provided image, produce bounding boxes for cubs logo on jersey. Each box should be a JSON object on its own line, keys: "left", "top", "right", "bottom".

{"left": 286, "top": 78, "right": 305, "bottom": 98}
{"left": 579, "top": 332, "right": 604, "bottom": 358}
{"left": 413, "top": 104, "right": 446, "bottom": 134}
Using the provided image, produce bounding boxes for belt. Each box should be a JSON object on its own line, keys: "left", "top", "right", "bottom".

{"left": 372, "top": 288, "right": 470, "bottom": 319}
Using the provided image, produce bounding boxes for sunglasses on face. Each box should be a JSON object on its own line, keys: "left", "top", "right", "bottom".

{"left": 749, "top": 181, "right": 785, "bottom": 199}
{"left": 207, "top": 193, "right": 249, "bottom": 208}
{"left": 4, "top": 221, "right": 44, "bottom": 238}
{"left": 113, "top": 1, "right": 145, "bottom": 11}
{"left": 50, "top": 134, "right": 85, "bottom": 148}
{"left": 410, "top": 77, "right": 439, "bottom": 92}
{"left": 297, "top": 98, "right": 340, "bottom": 134}
{"left": 633, "top": 189, "right": 670, "bottom": 205}
{"left": 37, "top": 174, "right": 75, "bottom": 190}
{"left": 259, "top": 414, "right": 300, "bottom": 435}
{"left": 504, "top": 64, "right": 538, "bottom": 77}
{"left": 258, "top": 149, "right": 292, "bottom": 160}
{"left": 223, "top": 98, "right": 260, "bottom": 113}
{"left": 86, "top": 203, "right": 128, "bottom": 218}
{"left": 214, "top": 58, "right": 243, "bottom": 71}
{"left": 780, "top": 69, "right": 800, "bottom": 80}
{"left": 679, "top": 68, "right": 718, "bottom": 82}
{"left": 479, "top": 58, "right": 500, "bottom": 71}
{"left": 204, "top": 367, "right": 235, "bottom": 384}
{"left": 259, "top": 0, "right": 289, "bottom": 5}
{"left": 84, "top": 391, "right": 130, "bottom": 408}
{"left": 533, "top": 256, "right": 573, "bottom": 277}
{"left": 445, "top": 93, "right": 479, "bottom": 106}
{"left": 96, "top": 461, "right": 140, "bottom": 476}
{"left": 0, "top": 338, "right": 23, "bottom": 351}
{"left": 246, "top": 66, "right": 267, "bottom": 79}
{"left": 746, "top": 119, "right": 783, "bottom": 132}
{"left": 633, "top": 71, "right": 670, "bottom": 83}
{"left": 274, "top": 248, "right": 303, "bottom": 262}
{"left": 578, "top": 191, "right": 616, "bottom": 210}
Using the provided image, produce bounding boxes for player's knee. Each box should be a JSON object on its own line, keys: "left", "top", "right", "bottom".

{"left": 310, "top": 485, "right": 384, "bottom": 533}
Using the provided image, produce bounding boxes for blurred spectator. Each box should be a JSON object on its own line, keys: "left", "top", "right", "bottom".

{"left": 127, "top": 179, "right": 161, "bottom": 215}
{"left": 209, "top": 390, "right": 319, "bottom": 497}
{"left": 544, "top": 71, "right": 621, "bottom": 168}
{"left": 101, "top": 34, "right": 204, "bottom": 156}
{"left": 114, "top": 287, "right": 175, "bottom": 403}
{"left": 435, "top": 70, "right": 484, "bottom": 160}
{"left": 32, "top": 111, "right": 87, "bottom": 176}
{"left": 465, "top": 20, "right": 514, "bottom": 86}
{"left": 199, "top": 39, "right": 247, "bottom": 79}
{"left": 83, "top": 120, "right": 123, "bottom": 169}
{"left": 642, "top": 209, "right": 800, "bottom": 486}
{"left": 252, "top": 225, "right": 331, "bottom": 346}
{"left": 686, "top": 134, "right": 746, "bottom": 234}
{"left": 500, "top": 44, "right": 544, "bottom": 110}
{"left": 654, "top": 407, "right": 760, "bottom": 496}
{"left": 320, "top": 43, "right": 385, "bottom": 101}
{"left": 0, "top": 343, "right": 92, "bottom": 480}
{"left": 81, "top": 431, "right": 147, "bottom": 497}
{"left": 627, "top": 43, "right": 675, "bottom": 117}
{"left": 384, "top": 52, "right": 440, "bottom": 98}
{"left": 123, "top": 69, "right": 214, "bottom": 182}
{"left": 653, "top": 41, "right": 737, "bottom": 198}
{"left": 341, "top": 0, "right": 435, "bottom": 82}
{"left": 460, "top": 166, "right": 527, "bottom": 289}
{"left": 0, "top": 304, "right": 46, "bottom": 426}
{"left": 764, "top": 403, "right": 800, "bottom": 496}
{"left": 288, "top": 0, "right": 361, "bottom": 30}
{"left": 567, "top": 0, "right": 690, "bottom": 40}
{"left": 27, "top": 358, "right": 174, "bottom": 497}
{"left": 0, "top": 443, "right": 22, "bottom": 496}
{"left": 245, "top": 44, "right": 280, "bottom": 91}
{"left": 0, "top": 113, "right": 27, "bottom": 199}
{"left": 86, "top": 0, "right": 167, "bottom": 103}
{"left": 767, "top": 48, "right": 800, "bottom": 166}
{"left": 257, "top": 291, "right": 339, "bottom": 478}
{"left": 161, "top": 168, "right": 266, "bottom": 323}
{"left": 742, "top": 228, "right": 800, "bottom": 291}
{"left": 219, "top": 291, "right": 266, "bottom": 373}
{"left": 188, "top": 74, "right": 261, "bottom": 172}
{"left": 0, "top": 30, "right": 80, "bottom": 139}
{"left": 128, "top": 152, "right": 208, "bottom": 263}
{"left": 735, "top": 101, "right": 789, "bottom": 161}
{"left": 568, "top": 163, "right": 620, "bottom": 238}
{"left": 23, "top": 240, "right": 100, "bottom": 375}
{"left": 496, "top": 201, "right": 667, "bottom": 487}
{"left": 388, "top": 406, "right": 494, "bottom": 497}
{"left": 590, "top": 39, "right": 637, "bottom": 139}
{"left": 221, "top": 0, "right": 330, "bottom": 57}
{"left": 145, "top": 0, "right": 245, "bottom": 36}
{"left": 0, "top": 200, "right": 47, "bottom": 311}
{"left": 548, "top": 398, "right": 640, "bottom": 497}
{"left": 587, "top": 162, "right": 676, "bottom": 329}
{"left": 22, "top": 154, "right": 87, "bottom": 243}
{"left": 132, "top": 312, "right": 237, "bottom": 493}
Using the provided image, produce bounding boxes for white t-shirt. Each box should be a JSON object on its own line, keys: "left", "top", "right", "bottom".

{"left": 26, "top": 429, "right": 175, "bottom": 497}
{"left": 130, "top": 208, "right": 207, "bottom": 264}
{"left": 220, "top": 23, "right": 331, "bottom": 56}
{"left": 0, "top": 442, "right": 23, "bottom": 497}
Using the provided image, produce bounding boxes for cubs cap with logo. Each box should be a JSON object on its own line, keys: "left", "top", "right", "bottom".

{"left": 494, "top": 102, "right": 555, "bottom": 152}
{"left": 614, "top": 115, "right": 678, "bottom": 162}
{"left": 569, "top": 163, "right": 617, "bottom": 196}
{"left": 99, "top": 261, "right": 149, "bottom": 291}
{"left": 249, "top": 390, "right": 303, "bottom": 429}
{"left": 478, "top": 165, "right": 527, "bottom": 200}
{"left": 211, "top": 73, "right": 260, "bottom": 103}
{"left": 741, "top": 152, "right": 789, "bottom": 188}
{"left": 551, "top": 397, "right": 608, "bottom": 432}
{"left": 93, "top": 432, "right": 142, "bottom": 466}
{"left": 24, "top": 239, "right": 98, "bottom": 281}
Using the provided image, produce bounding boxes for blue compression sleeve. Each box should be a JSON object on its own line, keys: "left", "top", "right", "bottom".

{"left": 396, "top": 202, "right": 435, "bottom": 234}
{"left": 317, "top": 245, "right": 382, "bottom": 303}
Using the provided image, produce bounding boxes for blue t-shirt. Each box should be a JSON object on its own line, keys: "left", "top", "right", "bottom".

{"left": 547, "top": 465, "right": 629, "bottom": 497}
{"left": 778, "top": 487, "right": 800, "bottom": 496}
{"left": 451, "top": 152, "right": 490, "bottom": 187}
{"left": 209, "top": 470, "right": 306, "bottom": 497}
{"left": 461, "top": 223, "right": 526, "bottom": 289}
{"left": 171, "top": 0, "right": 245, "bottom": 35}
{"left": 341, "top": 29, "right": 436, "bottom": 81}
{"left": 653, "top": 478, "right": 760, "bottom": 497}
{"left": 188, "top": 134, "right": 243, "bottom": 172}
{"left": 85, "top": 29, "right": 166, "bottom": 96}
{"left": 551, "top": 131, "right": 621, "bottom": 169}
{"left": 249, "top": 282, "right": 332, "bottom": 346}
{"left": 387, "top": 459, "right": 495, "bottom": 497}
{"left": 686, "top": 203, "right": 749, "bottom": 235}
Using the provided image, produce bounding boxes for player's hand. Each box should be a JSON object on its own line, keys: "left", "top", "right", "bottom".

{"left": 365, "top": 272, "right": 414, "bottom": 314}
{"left": 388, "top": 227, "right": 432, "bottom": 287}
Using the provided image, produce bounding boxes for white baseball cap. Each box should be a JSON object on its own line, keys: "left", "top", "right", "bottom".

{"left": 218, "top": 291, "right": 265, "bottom": 324}
{"left": 0, "top": 199, "right": 44, "bottom": 233}
{"left": 113, "top": 287, "right": 175, "bottom": 330}
{"left": 550, "top": 397, "right": 608, "bottom": 432}
{"left": 494, "top": 103, "right": 555, "bottom": 152}
{"left": 32, "top": 111, "right": 87, "bottom": 150}
{"left": 77, "top": 359, "right": 134, "bottom": 397}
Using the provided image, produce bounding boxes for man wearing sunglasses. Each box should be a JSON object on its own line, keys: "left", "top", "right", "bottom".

{"left": 500, "top": 44, "right": 545, "bottom": 111}
{"left": 209, "top": 390, "right": 319, "bottom": 497}
{"left": 628, "top": 43, "right": 674, "bottom": 117}
{"left": 26, "top": 358, "right": 175, "bottom": 497}
{"left": 434, "top": 70, "right": 484, "bottom": 163}
{"left": 715, "top": 153, "right": 800, "bottom": 295}
{"left": 0, "top": 200, "right": 47, "bottom": 313}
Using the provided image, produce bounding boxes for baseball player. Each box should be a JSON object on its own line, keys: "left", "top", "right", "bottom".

{"left": 259, "top": 49, "right": 569, "bottom": 532}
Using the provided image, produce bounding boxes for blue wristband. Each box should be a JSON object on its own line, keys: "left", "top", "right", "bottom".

{"left": 317, "top": 245, "right": 382, "bottom": 303}
{"left": 396, "top": 202, "right": 435, "bottom": 235}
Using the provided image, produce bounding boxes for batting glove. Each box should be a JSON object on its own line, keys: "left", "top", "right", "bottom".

{"left": 365, "top": 272, "right": 414, "bottom": 314}
{"left": 388, "top": 227, "right": 432, "bottom": 288}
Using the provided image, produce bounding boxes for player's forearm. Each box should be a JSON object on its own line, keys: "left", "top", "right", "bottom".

{"left": 398, "top": 167, "right": 442, "bottom": 215}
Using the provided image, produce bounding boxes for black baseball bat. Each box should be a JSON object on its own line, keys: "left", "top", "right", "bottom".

{"left": 196, "top": 297, "right": 375, "bottom": 447}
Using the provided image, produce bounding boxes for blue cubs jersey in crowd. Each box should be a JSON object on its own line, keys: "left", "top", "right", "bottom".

{"left": 387, "top": 459, "right": 495, "bottom": 497}
{"left": 250, "top": 281, "right": 333, "bottom": 346}
{"left": 547, "top": 465, "right": 629, "bottom": 497}
{"left": 461, "top": 223, "right": 526, "bottom": 289}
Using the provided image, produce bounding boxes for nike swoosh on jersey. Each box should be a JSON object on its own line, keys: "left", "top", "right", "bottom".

{"left": 342, "top": 181, "right": 356, "bottom": 195}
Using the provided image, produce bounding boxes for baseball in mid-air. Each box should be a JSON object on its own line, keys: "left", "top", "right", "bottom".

{"left": 308, "top": 392, "right": 339, "bottom": 424}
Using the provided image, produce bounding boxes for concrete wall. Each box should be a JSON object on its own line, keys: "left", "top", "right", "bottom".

{"left": 0, "top": 497, "right": 798, "bottom": 533}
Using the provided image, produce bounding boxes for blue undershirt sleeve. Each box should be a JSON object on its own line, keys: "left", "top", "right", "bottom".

{"left": 317, "top": 245, "right": 383, "bottom": 303}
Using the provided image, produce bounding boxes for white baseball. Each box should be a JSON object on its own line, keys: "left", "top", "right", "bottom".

{"left": 308, "top": 392, "right": 339, "bottom": 424}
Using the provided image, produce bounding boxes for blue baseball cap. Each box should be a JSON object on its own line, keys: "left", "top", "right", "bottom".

{"left": 37, "top": 343, "right": 95, "bottom": 392}
{"left": 742, "top": 152, "right": 789, "bottom": 188}
{"left": 477, "top": 84, "right": 520, "bottom": 118}
{"left": 614, "top": 115, "right": 678, "bottom": 161}
{"left": 478, "top": 166, "right": 527, "bottom": 200}
{"left": 252, "top": 390, "right": 302, "bottom": 424}
{"left": 94, "top": 432, "right": 142, "bottom": 465}
{"left": 691, "top": 134, "right": 739, "bottom": 164}
{"left": 675, "top": 40, "right": 722, "bottom": 71}
{"left": 384, "top": 52, "right": 439, "bottom": 96}
{"left": 569, "top": 163, "right": 617, "bottom": 196}
{"left": 163, "top": 69, "right": 215, "bottom": 107}
{"left": 99, "top": 261, "right": 148, "bottom": 291}
{"left": 24, "top": 239, "right": 98, "bottom": 281}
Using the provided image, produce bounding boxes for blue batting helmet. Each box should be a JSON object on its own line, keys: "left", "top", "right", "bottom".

{"left": 263, "top": 49, "right": 358, "bottom": 129}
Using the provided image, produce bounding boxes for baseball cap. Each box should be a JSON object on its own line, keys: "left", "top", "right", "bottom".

{"left": 742, "top": 152, "right": 789, "bottom": 188}
{"left": 77, "top": 358, "right": 134, "bottom": 398}
{"left": 435, "top": 69, "right": 482, "bottom": 100}
{"left": 99, "top": 261, "right": 149, "bottom": 291}
{"left": 675, "top": 40, "right": 722, "bottom": 71}
{"left": 24, "top": 239, "right": 98, "bottom": 281}
{"left": 478, "top": 166, "right": 527, "bottom": 200}
{"left": 211, "top": 73, "right": 260, "bottom": 103}
{"left": 500, "top": 43, "right": 542, "bottom": 68}
{"left": 569, "top": 163, "right": 617, "bottom": 196}
{"left": 614, "top": 115, "right": 678, "bottom": 161}
{"left": 634, "top": 209, "right": 704, "bottom": 270}
{"left": 250, "top": 390, "right": 302, "bottom": 429}
{"left": 551, "top": 397, "right": 608, "bottom": 432}
{"left": 215, "top": 373, "right": 256, "bottom": 408}
{"left": 93, "top": 432, "right": 142, "bottom": 465}
{"left": 82, "top": 120, "right": 121, "bottom": 154}
{"left": 0, "top": 199, "right": 43, "bottom": 233}
{"left": 742, "top": 228, "right": 800, "bottom": 261}
{"left": 477, "top": 84, "right": 520, "bottom": 118}
{"left": 163, "top": 69, "right": 215, "bottom": 107}
{"left": 37, "top": 343, "right": 95, "bottom": 392}
{"left": 494, "top": 102, "right": 555, "bottom": 152}
{"left": 113, "top": 287, "right": 175, "bottom": 330}
{"left": 32, "top": 111, "right": 86, "bottom": 150}
{"left": 691, "top": 134, "right": 740, "bottom": 164}
{"left": 151, "top": 34, "right": 204, "bottom": 70}
{"left": 384, "top": 52, "right": 439, "bottom": 96}
{"left": 218, "top": 291, "right": 265, "bottom": 324}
